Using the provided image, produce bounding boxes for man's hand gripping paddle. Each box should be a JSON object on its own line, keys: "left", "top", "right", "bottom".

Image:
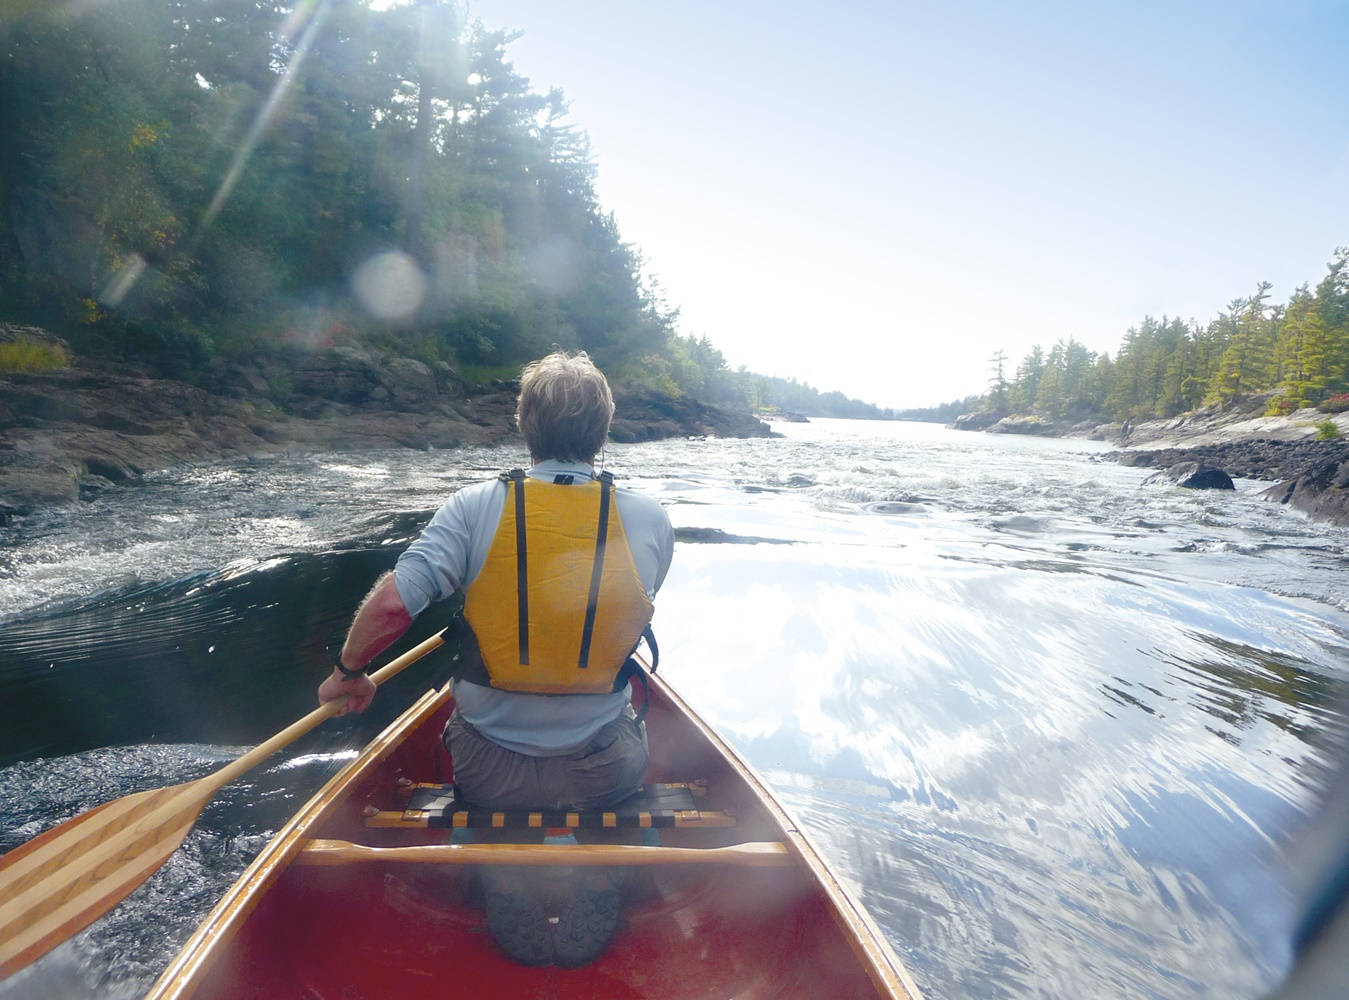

{"left": 0, "top": 625, "right": 451, "bottom": 980}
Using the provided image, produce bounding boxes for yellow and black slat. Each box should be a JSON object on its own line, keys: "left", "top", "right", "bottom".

{"left": 365, "top": 783, "right": 734, "bottom": 831}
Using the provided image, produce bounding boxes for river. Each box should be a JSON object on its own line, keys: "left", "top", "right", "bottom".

{"left": 2, "top": 418, "right": 1347, "bottom": 998}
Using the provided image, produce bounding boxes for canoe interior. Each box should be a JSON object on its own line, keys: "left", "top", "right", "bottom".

{"left": 172, "top": 678, "right": 912, "bottom": 999}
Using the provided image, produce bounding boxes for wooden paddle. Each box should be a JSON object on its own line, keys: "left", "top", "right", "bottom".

{"left": 0, "top": 625, "right": 453, "bottom": 980}
{"left": 295, "top": 838, "right": 794, "bottom": 868}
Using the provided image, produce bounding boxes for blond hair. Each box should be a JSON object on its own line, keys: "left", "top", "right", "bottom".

{"left": 516, "top": 351, "right": 615, "bottom": 462}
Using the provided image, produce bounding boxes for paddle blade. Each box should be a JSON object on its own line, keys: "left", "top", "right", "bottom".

{"left": 0, "top": 781, "right": 207, "bottom": 980}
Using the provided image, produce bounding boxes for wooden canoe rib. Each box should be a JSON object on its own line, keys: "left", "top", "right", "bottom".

{"left": 148, "top": 673, "right": 924, "bottom": 999}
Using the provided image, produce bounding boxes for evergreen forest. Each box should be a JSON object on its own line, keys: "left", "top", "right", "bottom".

{"left": 0, "top": 0, "right": 881, "bottom": 419}
{"left": 959, "top": 250, "right": 1349, "bottom": 424}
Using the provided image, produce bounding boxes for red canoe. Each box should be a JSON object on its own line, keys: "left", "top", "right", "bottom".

{"left": 149, "top": 670, "right": 924, "bottom": 999}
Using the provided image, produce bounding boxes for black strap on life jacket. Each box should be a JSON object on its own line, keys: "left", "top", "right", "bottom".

{"left": 503, "top": 469, "right": 529, "bottom": 666}
{"left": 577, "top": 470, "right": 614, "bottom": 669}
{"left": 615, "top": 623, "right": 660, "bottom": 722}
{"left": 631, "top": 668, "right": 651, "bottom": 725}
{"left": 642, "top": 625, "right": 659, "bottom": 675}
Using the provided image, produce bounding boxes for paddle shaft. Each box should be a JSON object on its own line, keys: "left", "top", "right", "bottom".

{"left": 296, "top": 838, "right": 793, "bottom": 868}
{"left": 213, "top": 625, "right": 450, "bottom": 787}
{"left": 0, "top": 623, "right": 451, "bottom": 980}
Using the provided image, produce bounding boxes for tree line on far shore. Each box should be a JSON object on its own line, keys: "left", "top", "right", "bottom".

{"left": 924, "top": 249, "right": 1349, "bottom": 425}
{"left": 0, "top": 0, "right": 878, "bottom": 420}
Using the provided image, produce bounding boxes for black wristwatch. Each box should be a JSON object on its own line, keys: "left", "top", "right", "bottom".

{"left": 334, "top": 653, "right": 367, "bottom": 681}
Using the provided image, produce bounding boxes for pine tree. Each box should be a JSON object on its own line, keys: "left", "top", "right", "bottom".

{"left": 1314, "top": 248, "right": 1349, "bottom": 394}
{"left": 1106, "top": 323, "right": 1147, "bottom": 418}
{"left": 1010, "top": 345, "right": 1044, "bottom": 412}
{"left": 988, "top": 350, "right": 1009, "bottom": 412}
{"left": 1035, "top": 342, "right": 1066, "bottom": 418}
{"left": 1206, "top": 284, "right": 1276, "bottom": 406}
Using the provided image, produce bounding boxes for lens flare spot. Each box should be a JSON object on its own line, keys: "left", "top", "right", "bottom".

{"left": 352, "top": 251, "right": 426, "bottom": 320}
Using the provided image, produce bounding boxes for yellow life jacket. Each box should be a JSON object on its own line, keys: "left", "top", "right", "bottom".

{"left": 460, "top": 469, "right": 654, "bottom": 695}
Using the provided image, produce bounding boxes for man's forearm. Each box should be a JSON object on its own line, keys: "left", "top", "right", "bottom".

{"left": 339, "top": 573, "right": 414, "bottom": 670}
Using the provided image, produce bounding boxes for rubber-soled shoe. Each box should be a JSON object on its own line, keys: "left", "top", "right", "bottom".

{"left": 553, "top": 872, "right": 622, "bottom": 968}
{"left": 483, "top": 869, "right": 553, "bottom": 966}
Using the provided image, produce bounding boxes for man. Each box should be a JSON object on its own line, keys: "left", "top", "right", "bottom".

{"left": 317, "top": 350, "right": 674, "bottom": 965}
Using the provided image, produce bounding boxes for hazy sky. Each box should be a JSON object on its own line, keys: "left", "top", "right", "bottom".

{"left": 465, "top": 0, "right": 1348, "bottom": 408}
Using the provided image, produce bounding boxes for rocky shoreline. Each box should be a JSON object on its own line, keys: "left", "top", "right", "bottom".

{"left": 950, "top": 393, "right": 1349, "bottom": 527}
{"left": 1104, "top": 398, "right": 1349, "bottom": 526}
{"left": 1112, "top": 438, "right": 1349, "bottom": 527}
{"left": 1112, "top": 438, "right": 1347, "bottom": 483}
{"left": 0, "top": 343, "right": 774, "bottom": 522}
{"left": 6, "top": 329, "right": 1347, "bottom": 529}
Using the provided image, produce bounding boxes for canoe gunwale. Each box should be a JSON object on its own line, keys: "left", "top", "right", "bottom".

{"left": 649, "top": 675, "right": 924, "bottom": 1000}
{"left": 147, "top": 684, "right": 455, "bottom": 999}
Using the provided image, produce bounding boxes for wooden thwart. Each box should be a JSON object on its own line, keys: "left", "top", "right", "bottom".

{"left": 363, "top": 806, "right": 737, "bottom": 831}
{"left": 296, "top": 838, "right": 793, "bottom": 868}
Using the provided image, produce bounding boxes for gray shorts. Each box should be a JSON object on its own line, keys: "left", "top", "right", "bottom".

{"left": 444, "top": 707, "right": 649, "bottom": 811}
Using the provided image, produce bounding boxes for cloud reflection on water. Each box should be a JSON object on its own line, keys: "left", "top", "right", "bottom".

{"left": 654, "top": 442, "right": 1348, "bottom": 997}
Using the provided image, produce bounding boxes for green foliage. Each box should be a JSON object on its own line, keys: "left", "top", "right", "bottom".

{"left": 77, "top": 315, "right": 214, "bottom": 376}
{"left": 1205, "top": 284, "right": 1277, "bottom": 408}
{"left": 746, "top": 375, "right": 887, "bottom": 419}
{"left": 616, "top": 353, "right": 681, "bottom": 398}
{"left": 1315, "top": 419, "right": 1342, "bottom": 440}
{"left": 893, "top": 394, "right": 984, "bottom": 423}
{"left": 650, "top": 333, "right": 886, "bottom": 417}
{"left": 0, "top": 0, "right": 686, "bottom": 396}
{"left": 265, "top": 369, "right": 293, "bottom": 406}
{"left": 0, "top": 337, "right": 70, "bottom": 373}
{"left": 939, "top": 248, "right": 1349, "bottom": 427}
{"left": 455, "top": 361, "right": 526, "bottom": 386}
{"left": 987, "top": 350, "right": 1009, "bottom": 412}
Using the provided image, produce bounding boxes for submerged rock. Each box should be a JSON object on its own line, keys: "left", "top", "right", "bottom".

{"left": 1145, "top": 462, "right": 1235, "bottom": 490}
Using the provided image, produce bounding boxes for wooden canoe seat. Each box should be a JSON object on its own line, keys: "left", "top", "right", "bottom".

{"left": 364, "top": 782, "right": 736, "bottom": 831}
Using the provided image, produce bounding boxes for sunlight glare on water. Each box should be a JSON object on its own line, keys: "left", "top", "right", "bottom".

{"left": 2, "top": 418, "right": 1347, "bottom": 998}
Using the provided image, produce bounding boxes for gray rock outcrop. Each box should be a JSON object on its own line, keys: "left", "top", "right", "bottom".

{"left": 952, "top": 411, "right": 1002, "bottom": 431}
{"left": 987, "top": 415, "right": 1053, "bottom": 436}
{"left": 609, "top": 390, "right": 776, "bottom": 444}
{"left": 0, "top": 365, "right": 515, "bottom": 520}
{"left": 1117, "top": 393, "right": 1349, "bottom": 449}
{"left": 1260, "top": 457, "right": 1349, "bottom": 526}
{"left": 1, "top": 341, "right": 776, "bottom": 520}
{"left": 1114, "top": 439, "right": 1347, "bottom": 482}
